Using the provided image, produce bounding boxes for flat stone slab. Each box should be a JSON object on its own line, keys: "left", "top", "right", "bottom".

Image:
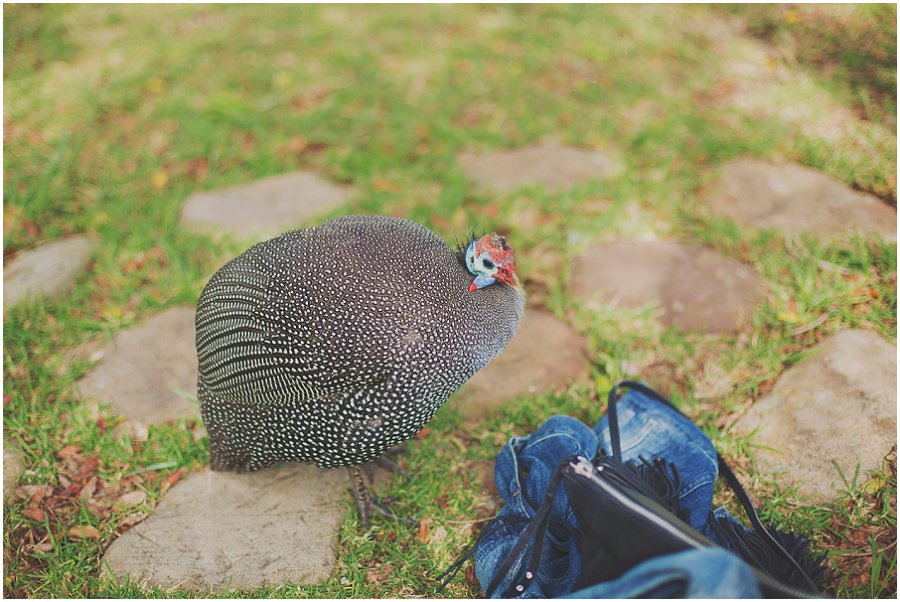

{"left": 458, "top": 141, "right": 620, "bottom": 194}
{"left": 77, "top": 307, "right": 199, "bottom": 423}
{"left": 3, "top": 236, "right": 98, "bottom": 310}
{"left": 453, "top": 309, "right": 589, "bottom": 420}
{"left": 101, "top": 463, "right": 348, "bottom": 591}
{"left": 571, "top": 240, "right": 764, "bottom": 334}
{"left": 180, "top": 172, "right": 353, "bottom": 240}
{"left": 733, "top": 330, "right": 896, "bottom": 502}
{"left": 705, "top": 159, "right": 896, "bottom": 241}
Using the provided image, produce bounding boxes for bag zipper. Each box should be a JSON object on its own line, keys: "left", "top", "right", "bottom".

{"left": 569, "top": 457, "right": 704, "bottom": 550}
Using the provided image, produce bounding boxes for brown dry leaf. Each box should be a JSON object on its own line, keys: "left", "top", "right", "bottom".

{"left": 23, "top": 221, "right": 41, "bottom": 237}
{"left": 364, "top": 563, "right": 391, "bottom": 584}
{"left": 151, "top": 169, "right": 169, "bottom": 190}
{"left": 465, "top": 564, "right": 478, "bottom": 585}
{"left": 159, "top": 467, "right": 187, "bottom": 493}
{"left": 118, "top": 511, "right": 148, "bottom": 530}
{"left": 186, "top": 157, "right": 210, "bottom": 182}
{"left": 116, "top": 490, "right": 147, "bottom": 508}
{"left": 4, "top": 203, "right": 22, "bottom": 235}
{"left": 64, "top": 455, "right": 100, "bottom": 482}
{"left": 414, "top": 427, "right": 432, "bottom": 440}
{"left": 14, "top": 484, "right": 54, "bottom": 504}
{"left": 67, "top": 525, "right": 102, "bottom": 540}
{"left": 79, "top": 477, "right": 98, "bottom": 501}
{"left": 428, "top": 525, "right": 449, "bottom": 546}
{"left": 372, "top": 178, "right": 399, "bottom": 193}
{"left": 415, "top": 517, "right": 432, "bottom": 544}
{"left": 25, "top": 542, "right": 53, "bottom": 555}
{"left": 57, "top": 444, "right": 81, "bottom": 459}
{"left": 21, "top": 508, "right": 46, "bottom": 522}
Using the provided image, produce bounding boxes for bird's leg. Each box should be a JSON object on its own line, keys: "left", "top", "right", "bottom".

{"left": 347, "top": 464, "right": 418, "bottom": 528}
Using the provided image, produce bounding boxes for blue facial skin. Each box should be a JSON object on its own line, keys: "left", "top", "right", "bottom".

{"left": 471, "top": 273, "right": 497, "bottom": 289}
{"left": 465, "top": 240, "right": 499, "bottom": 290}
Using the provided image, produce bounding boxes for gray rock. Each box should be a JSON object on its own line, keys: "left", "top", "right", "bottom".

{"left": 734, "top": 330, "right": 897, "bottom": 502}
{"left": 3, "top": 236, "right": 98, "bottom": 310}
{"left": 180, "top": 172, "right": 353, "bottom": 240}
{"left": 705, "top": 159, "right": 897, "bottom": 241}
{"left": 3, "top": 445, "right": 24, "bottom": 502}
{"left": 452, "top": 309, "right": 589, "bottom": 420}
{"left": 458, "top": 141, "right": 620, "bottom": 194}
{"left": 76, "top": 308, "right": 199, "bottom": 423}
{"left": 101, "top": 463, "right": 348, "bottom": 591}
{"left": 571, "top": 240, "right": 764, "bottom": 334}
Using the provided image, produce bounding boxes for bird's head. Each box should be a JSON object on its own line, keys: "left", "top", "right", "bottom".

{"left": 465, "top": 233, "right": 522, "bottom": 292}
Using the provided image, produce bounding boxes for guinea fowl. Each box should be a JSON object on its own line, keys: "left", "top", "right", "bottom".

{"left": 195, "top": 215, "right": 525, "bottom": 523}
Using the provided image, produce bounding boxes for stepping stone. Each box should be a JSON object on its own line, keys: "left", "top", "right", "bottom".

{"left": 458, "top": 141, "right": 620, "bottom": 194}
{"left": 570, "top": 240, "right": 764, "bottom": 334}
{"left": 704, "top": 159, "right": 897, "bottom": 241}
{"left": 180, "top": 172, "right": 353, "bottom": 240}
{"left": 3, "top": 236, "right": 98, "bottom": 311}
{"left": 102, "top": 463, "right": 349, "bottom": 591}
{"left": 452, "top": 309, "right": 590, "bottom": 420}
{"left": 733, "top": 330, "right": 896, "bottom": 503}
{"left": 76, "top": 307, "right": 199, "bottom": 424}
{"left": 3, "top": 445, "right": 24, "bottom": 502}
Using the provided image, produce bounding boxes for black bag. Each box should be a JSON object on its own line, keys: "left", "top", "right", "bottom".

{"left": 441, "top": 381, "right": 826, "bottom": 598}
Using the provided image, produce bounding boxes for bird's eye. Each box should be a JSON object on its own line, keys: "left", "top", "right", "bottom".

{"left": 482, "top": 259, "right": 495, "bottom": 269}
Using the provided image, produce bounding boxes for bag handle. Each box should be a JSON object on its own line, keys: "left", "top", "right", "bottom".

{"left": 607, "top": 381, "right": 820, "bottom": 595}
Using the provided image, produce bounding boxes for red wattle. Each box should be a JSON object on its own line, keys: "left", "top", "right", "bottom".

{"left": 468, "top": 282, "right": 478, "bottom": 292}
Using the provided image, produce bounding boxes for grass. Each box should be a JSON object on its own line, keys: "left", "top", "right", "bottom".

{"left": 4, "top": 4, "right": 896, "bottom": 598}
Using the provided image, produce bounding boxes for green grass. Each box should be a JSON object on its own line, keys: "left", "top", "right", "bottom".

{"left": 4, "top": 4, "right": 896, "bottom": 598}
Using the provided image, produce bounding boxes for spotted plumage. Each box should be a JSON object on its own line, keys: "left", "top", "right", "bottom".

{"left": 196, "top": 215, "right": 525, "bottom": 472}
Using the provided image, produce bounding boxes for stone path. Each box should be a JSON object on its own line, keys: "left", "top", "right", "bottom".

{"left": 452, "top": 309, "right": 590, "bottom": 421}
{"left": 3, "top": 235, "right": 98, "bottom": 311}
{"left": 733, "top": 329, "right": 896, "bottom": 503}
{"left": 102, "top": 463, "right": 350, "bottom": 591}
{"left": 570, "top": 240, "right": 764, "bottom": 334}
{"left": 705, "top": 159, "right": 897, "bottom": 241}
{"left": 180, "top": 171, "right": 353, "bottom": 240}
{"left": 458, "top": 141, "right": 620, "bottom": 194}
{"left": 76, "top": 307, "right": 199, "bottom": 424}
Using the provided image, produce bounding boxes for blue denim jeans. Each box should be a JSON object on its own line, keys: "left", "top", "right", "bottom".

{"left": 474, "top": 388, "right": 762, "bottom": 598}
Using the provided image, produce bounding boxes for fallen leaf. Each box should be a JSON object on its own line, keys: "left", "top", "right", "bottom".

{"left": 23, "top": 221, "right": 41, "bottom": 237}
{"left": 414, "top": 427, "right": 432, "bottom": 440}
{"left": 64, "top": 455, "right": 100, "bottom": 482}
{"left": 186, "top": 157, "right": 209, "bottom": 182}
{"left": 118, "top": 511, "right": 148, "bottom": 529}
{"left": 159, "top": 467, "right": 187, "bottom": 493}
{"left": 428, "top": 525, "right": 449, "bottom": 546}
{"left": 466, "top": 564, "right": 478, "bottom": 585}
{"left": 25, "top": 542, "right": 53, "bottom": 555}
{"left": 14, "top": 484, "right": 54, "bottom": 503}
{"left": 116, "top": 490, "right": 147, "bottom": 508}
{"left": 22, "top": 508, "right": 46, "bottom": 522}
{"left": 364, "top": 563, "right": 391, "bottom": 584}
{"left": 67, "top": 525, "right": 102, "bottom": 540}
{"left": 79, "top": 477, "right": 98, "bottom": 500}
{"left": 372, "top": 178, "right": 399, "bottom": 193}
{"left": 415, "top": 517, "right": 432, "bottom": 544}
{"left": 151, "top": 169, "right": 169, "bottom": 190}
{"left": 57, "top": 444, "right": 81, "bottom": 459}
{"left": 146, "top": 76, "right": 166, "bottom": 94}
